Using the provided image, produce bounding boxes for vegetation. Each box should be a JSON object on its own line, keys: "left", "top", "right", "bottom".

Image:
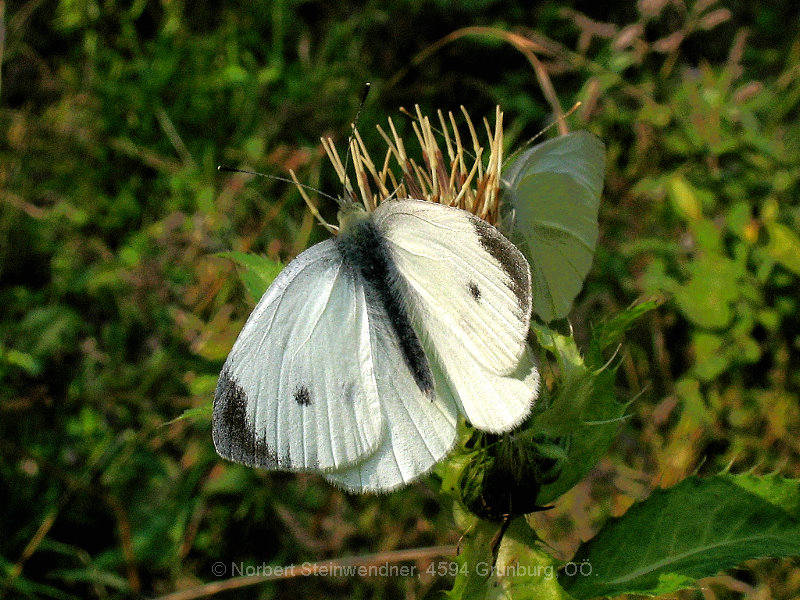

{"left": 2, "top": 1, "right": 799, "bottom": 598}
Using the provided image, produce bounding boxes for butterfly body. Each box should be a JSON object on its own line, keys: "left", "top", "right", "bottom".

{"left": 333, "top": 202, "right": 434, "bottom": 395}
{"left": 213, "top": 198, "right": 539, "bottom": 492}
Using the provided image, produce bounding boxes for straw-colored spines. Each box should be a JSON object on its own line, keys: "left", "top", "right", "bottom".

{"left": 315, "top": 106, "right": 505, "bottom": 228}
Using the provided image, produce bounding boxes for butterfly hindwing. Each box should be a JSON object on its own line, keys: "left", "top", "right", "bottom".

{"left": 324, "top": 295, "right": 459, "bottom": 492}
{"left": 213, "top": 241, "right": 384, "bottom": 472}
{"left": 373, "top": 200, "right": 538, "bottom": 432}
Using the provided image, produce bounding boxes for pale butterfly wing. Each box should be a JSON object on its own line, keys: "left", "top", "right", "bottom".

{"left": 213, "top": 240, "right": 384, "bottom": 471}
{"left": 373, "top": 200, "right": 537, "bottom": 433}
{"left": 501, "top": 131, "right": 605, "bottom": 322}
{"left": 324, "top": 302, "right": 459, "bottom": 492}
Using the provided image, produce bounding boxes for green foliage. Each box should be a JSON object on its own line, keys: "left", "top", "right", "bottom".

{"left": 217, "top": 251, "right": 284, "bottom": 301}
{"left": 531, "top": 301, "right": 659, "bottom": 505}
{"left": 563, "top": 474, "right": 800, "bottom": 599}
{"left": 448, "top": 516, "right": 569, "bottom": 600}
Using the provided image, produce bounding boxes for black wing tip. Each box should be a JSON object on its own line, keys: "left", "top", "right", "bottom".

{"left": 213, "top": 369, "right": 317, "bottom": 470}
{"left": 471, "top": 217, "right": 532, "bottom": 315}
{"left": 212, "top": 368, "right": 249, "bottom": 459}
{"left": 213, "top": 369, "right": 281, "bottom": 468}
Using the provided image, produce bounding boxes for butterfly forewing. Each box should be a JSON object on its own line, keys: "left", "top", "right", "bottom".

{"left": 374, "top": 200, "right": 538, "bottom": 432}
{"left": 213, "top": 241, "right": 384, "bottom": 472}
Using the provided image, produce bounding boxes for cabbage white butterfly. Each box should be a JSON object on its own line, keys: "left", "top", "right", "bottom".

{"left": 213, "top": 196, "right": 540, "bottom": 492}
{"left": 501, "top": 131, "right": 605, "bottom": 322}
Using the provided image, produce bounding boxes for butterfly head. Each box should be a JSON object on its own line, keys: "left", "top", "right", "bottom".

{"left": 336, "top": 200, "right": 369, "bottom": 234}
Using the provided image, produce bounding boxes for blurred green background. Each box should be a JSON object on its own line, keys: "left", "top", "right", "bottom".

{"left": 2, "top": 1, "right": 800, "bottom": 598}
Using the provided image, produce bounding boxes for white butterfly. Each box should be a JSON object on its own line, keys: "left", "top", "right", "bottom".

{"left": 213, "top": 198, "right": 540, "bottom": 492}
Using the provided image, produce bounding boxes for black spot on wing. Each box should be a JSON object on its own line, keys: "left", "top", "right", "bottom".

{"left": 213, "top": 368, "right": 279, "bottom": 468}
{"left": 471, "top": 218, "right": 531, "bottom": 314}
{"left": 293, "top": 384, "right": 312, "bottom": 406}
{"left": 468, "top": 281, "right": 481, "bottom": 301}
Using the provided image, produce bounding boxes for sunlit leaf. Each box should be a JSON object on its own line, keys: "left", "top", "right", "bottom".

{"left": 217, "top": 251, "right": 284, "bottom": 301}
{"left": 668, "top": 175, "right": 702, "bottom": 221}
{"left": 765, "top": 222, "right": 800, "bottom": 276}
{"left": 530, "top": 301, "right": 656, "bottom": 504}
{"left": 673, "top": 253, "right": 742, "bottom": 329}
{"left": 562, "top": 474, "right": 800, "bottom": 599}
{"left": 165, "top": 404, "right": 213, "bottom": 425}
{"left": 447, "top": 516, "right": 569, "bottom": 600}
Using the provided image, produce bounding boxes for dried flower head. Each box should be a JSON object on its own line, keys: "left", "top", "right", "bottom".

{"left": 290, "top": 106, "right": 506, "bottom": 232}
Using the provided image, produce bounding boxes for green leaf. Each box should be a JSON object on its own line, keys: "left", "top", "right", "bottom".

{"left": 673, "top": 252, "right": 742, "bottom": 329}
{"left": 532, "top": 353, "right": 625, "bottom": 506}
{"left": 2, "top": 347, "right": 42, "bottom": 376}
{"left": 692, "top": 332, "right": 729, "bottom": 381}
{"left": 164, "top": 403, "right": 213, "bottom": 425}
{"left": 588, "top": 299, "right": 660, "bottom": 359}
{"left": 725, "top": 472, "right": 800, "bottom": 519}
{"left": 217, "top": 251, "right": 284, "bottom": 301}
{"left": 186, "top": 373, "right": 220, "bottom": 396}
{"left": 447, "top": 516, "right": 569, "bottom": 600}
{"left": 528, "top": 324, "right": 596, "bottom": 439}
{"left": 765, "top": 222, "right": 800, "bottom": 276}
{"left": 668, "top": 175, "right": 702, "bottom": 221}
{"left": 562, "top": 474, "right": 800, "bottom": 599}
{"left": 531, "top": 301, "right": 656, "bottom": 505}
{"left": 501, "top": 131, "right": 605, "bottom": 322}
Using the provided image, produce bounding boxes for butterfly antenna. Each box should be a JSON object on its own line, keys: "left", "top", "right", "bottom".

{"left": 502, "top": 101, "right": 582, "bottom": 169}
{"left": 217, "top": 166, "right": 338, "bottom": 203}
{"left": 385, "top": 172, "right": 407, "bottom": 202}
{"left": 341, "top": 82, "right": 372, "bottom": 199}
